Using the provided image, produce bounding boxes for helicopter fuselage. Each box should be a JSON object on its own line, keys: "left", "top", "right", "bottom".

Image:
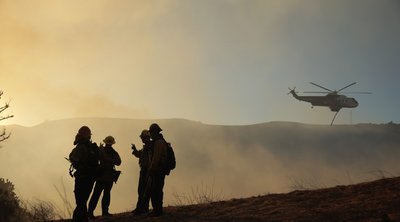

{"left": 288, "top": 82, "right": 369, "bottom": 125}
{"left": 290, "top": 91, "right": 358, "bottom": 112}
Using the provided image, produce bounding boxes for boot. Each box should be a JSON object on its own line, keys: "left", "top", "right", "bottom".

{"left": 102, "top": 212, "right": 113, "bottom": 217}
{"left": 88, "top": 211, "right": 96, "bottom": 220}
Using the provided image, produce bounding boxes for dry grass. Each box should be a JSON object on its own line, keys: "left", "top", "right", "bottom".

{"left": 172, "top": 179, "right": 225, "bottom": 206}
{"left": 53, "top": 178, "right": 74, "bottom": 219}
{"left": 54, "top": 176, "right": 400, "bottom": 222}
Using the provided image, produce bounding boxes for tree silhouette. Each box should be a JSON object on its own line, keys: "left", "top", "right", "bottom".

{"left": 0, "top": 90, "right": 13, "bottom": 142}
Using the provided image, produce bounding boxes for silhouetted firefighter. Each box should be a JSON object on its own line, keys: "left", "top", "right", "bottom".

{"left": 146, "top": 123, "right": 175, "bottom": 217}
{"left": 69, "top": 126, "right": 100, "bottom": 222}
{"left": 131, "top": 129, "right": 152, "bottom": 215}
{"left": 88, "top": 136, "right": 121, "bottom": 219}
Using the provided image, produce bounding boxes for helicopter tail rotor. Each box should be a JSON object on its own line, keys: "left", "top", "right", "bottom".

{"left": 288, "top": 87, "right": 298, "bottom": 95}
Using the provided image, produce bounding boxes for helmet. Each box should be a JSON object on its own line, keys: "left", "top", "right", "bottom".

{"left": 103, "top": 136, "right": 116, "bottom": 145}
{"left": 78, "top": 126, "right": 91, "bottom": 137}
{"left": 149, "top": 123, "right": 162, "bottom": 133}
{"left": 140, "top": 129, "right": 150, "bottom": 138}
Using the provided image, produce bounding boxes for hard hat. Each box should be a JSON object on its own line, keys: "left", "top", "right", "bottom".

{"left": 140, "top": 129, "right": 150, "bottom": 138}
{"left": 149, "top": 123, "right": 162, "bottom": 133}
{"left": 103, "top": 136, "right": 116, "bottom": 145}
{"left": 78, "top": 126, "right": 91, "bottom": 137}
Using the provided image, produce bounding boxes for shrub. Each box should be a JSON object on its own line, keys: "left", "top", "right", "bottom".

{"left": 26, "top": 199, "right": 58, "bottom": 221}
{"left": 0, "top": 178, "right": 28, "bottom": 222}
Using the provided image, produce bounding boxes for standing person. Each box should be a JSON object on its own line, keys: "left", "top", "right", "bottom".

{"left": 88, "top": 136, "right": 121, "bottom": 219}
{"left": 131, "top": 130, "right": 152, "bottom": 215}
{"left": 148, "top": 123, "right": 168, "bottom": 217}
{"left": 69, "top": 126, "right": 100, "bottom": 222}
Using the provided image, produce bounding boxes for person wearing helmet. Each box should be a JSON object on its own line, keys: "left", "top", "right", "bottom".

{"left": 148, "top": 123, "right": 168, "bottom": 217}
{"left": 69, "top": 126, "right": 100, "bottom": 222}
{"left": 131, "top": 129, "right": 153, "bottom": 215}
{"left": 88, "top": 136, "right": 121, "bottom": 219}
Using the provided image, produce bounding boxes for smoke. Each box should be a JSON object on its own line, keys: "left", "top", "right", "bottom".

{"left": 1, "top": 119, "right": 399, "bottom": 217}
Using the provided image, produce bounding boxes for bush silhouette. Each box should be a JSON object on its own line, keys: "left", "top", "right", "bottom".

{"left": 0, "top": 178, "right": 22, "bottom": 221}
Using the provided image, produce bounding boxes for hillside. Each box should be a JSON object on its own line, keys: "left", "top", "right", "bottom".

{"left": 57, "top": 176, "right": 400, "bottom": 222}
{"left": 1, "top": 118, "right": 400, "bottom": 217}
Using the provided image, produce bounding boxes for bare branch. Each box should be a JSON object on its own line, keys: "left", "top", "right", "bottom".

{"left": 0, "top": 104, "right": 9, "bottom": 113}
{"left": 0, "top": 115, "right": 14, "bottom": 121}
{"left": 0, "top": 128, "right": 11, "bottom": 142}
{"left": 0, "top": 90, "right": 13, "bottom": 143}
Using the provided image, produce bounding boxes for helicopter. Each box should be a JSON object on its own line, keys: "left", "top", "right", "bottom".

{"left": 288, "top": 82, "right": 370, "bottom": 125}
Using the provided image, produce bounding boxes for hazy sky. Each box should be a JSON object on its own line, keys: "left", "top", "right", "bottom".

{"left": 1, "top": 0, "right": 399, "bottom": 126}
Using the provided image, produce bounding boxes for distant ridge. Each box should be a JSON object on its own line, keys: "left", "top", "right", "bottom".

{"left": 5, "top": 117, "right": 399, "bottom": 128}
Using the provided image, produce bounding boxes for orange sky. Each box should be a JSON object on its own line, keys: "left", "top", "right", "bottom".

{"left": 1, "top": 0, "right": 399, "bottom": 126}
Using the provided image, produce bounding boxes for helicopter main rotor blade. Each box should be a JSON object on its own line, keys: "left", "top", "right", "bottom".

{"left": 340, "top": 91, "right": 372, "bottom": 94}
{"left": 309, "top": 82, "right": 333, "bottom": 92}
{"left": 337, "top": 82, "right": 357, "bottom": 92}
{"left": 303, "top": 91, "right": 330, "bottom": 94}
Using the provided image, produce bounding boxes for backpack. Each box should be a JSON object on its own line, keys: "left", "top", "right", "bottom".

{"left": 164, "top": 142, "right": 176, "bottom": 175}
{"left": 68, "top": 142, "right": 100, "bottom": 177}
